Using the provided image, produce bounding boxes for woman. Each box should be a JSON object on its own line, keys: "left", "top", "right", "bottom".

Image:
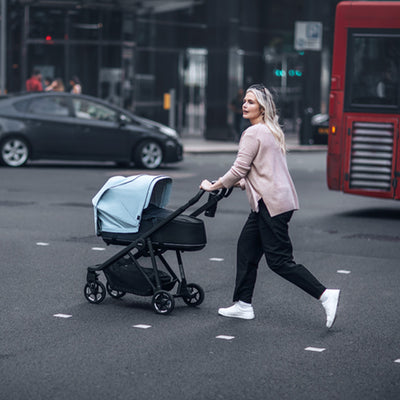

{"left": 200, "top": 84, "right": 340, "bottom": 328}
{"left": 45, "top": 78, "right": 65, "bottom": 92}
{"left": 70, "top": 76, "right": 82, "bottom": 94}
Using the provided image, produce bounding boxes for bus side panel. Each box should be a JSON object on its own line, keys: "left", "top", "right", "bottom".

{"left": 327, "top": 91, "right": 345, "bottom": 191}
{"left": 326, "top": 2, "right": 349, "bottom": 191}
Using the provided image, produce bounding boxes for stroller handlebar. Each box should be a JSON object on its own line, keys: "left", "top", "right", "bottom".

{"left": 189, "top": 186, "right": 234, "bottom": 218}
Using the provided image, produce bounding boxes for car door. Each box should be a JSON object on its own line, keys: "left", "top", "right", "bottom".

{"left": 23, "top": 96, "right": 79, "bottom": 158}
{"left": 70, "top": 97, "right": 130, "bottom": 161}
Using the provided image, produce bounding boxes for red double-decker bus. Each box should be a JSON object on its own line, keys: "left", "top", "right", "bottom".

{"left": 327, "top": 1, "right": 400, "bottom": 199}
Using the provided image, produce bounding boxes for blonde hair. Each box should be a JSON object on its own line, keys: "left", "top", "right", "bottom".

{"left": 246, "top": 84, "right": 286, "bottom": 153}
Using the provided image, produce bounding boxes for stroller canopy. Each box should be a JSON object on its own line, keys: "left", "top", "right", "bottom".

{"left": 92, "top": 175, "right": 172, "bottom": 234}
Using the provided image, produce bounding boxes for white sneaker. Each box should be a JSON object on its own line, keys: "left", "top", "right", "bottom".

{"left": 218, "top": 301, "right": 255, "bottom": 320}
{"left": 320, "top": 289, "right": 340, "bottom": 328}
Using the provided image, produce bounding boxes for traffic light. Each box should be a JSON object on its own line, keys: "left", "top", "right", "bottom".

{"left": 274, "top": 69, "right": 302, "bottom": 77}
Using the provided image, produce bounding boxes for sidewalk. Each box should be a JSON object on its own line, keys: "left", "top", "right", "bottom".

{"left": 181, "top": 135, "right": 327, "bottom": 154}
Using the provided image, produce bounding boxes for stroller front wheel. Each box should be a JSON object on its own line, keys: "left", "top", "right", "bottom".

{"left": 182, "top": 283, "right": 205, "bottom": 307}
{"left": 152, "top": 291, "right": 175, "bottom": 315}
{"left": 84, "top": 281, "right": 106, "bottom": 304}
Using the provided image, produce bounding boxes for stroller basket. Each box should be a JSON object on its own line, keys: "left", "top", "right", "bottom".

{"left": 85, "top": 174, "right": 231, "bottom": 315}
{"left": 104, "top": 257, "right": 176, "bottom": 296}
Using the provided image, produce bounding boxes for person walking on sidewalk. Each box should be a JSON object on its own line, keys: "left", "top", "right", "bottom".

{"left": 200, "top": 83, "right": 340, "bottom": 328}
{"left": 26, "top": 69, "right": 43, "bottom": 92}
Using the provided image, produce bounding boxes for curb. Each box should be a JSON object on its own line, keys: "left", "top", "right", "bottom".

{"left": 182, "top": 139, "right": 327, "bottom": 154}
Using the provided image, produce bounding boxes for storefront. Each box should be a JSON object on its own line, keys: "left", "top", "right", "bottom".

{"left": 4, "top": 0, "right": 338, "bottom": 140}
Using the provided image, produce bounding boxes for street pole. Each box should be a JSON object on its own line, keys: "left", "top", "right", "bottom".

{"left": 0, "top": 0, "right": 6, "bottom": 94}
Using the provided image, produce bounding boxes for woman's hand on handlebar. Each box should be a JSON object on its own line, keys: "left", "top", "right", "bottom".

{"left": 200, "top": 179, "right": 224, "bottom": 192}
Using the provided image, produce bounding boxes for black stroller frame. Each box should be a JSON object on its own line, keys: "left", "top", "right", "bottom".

{"left": 84, "top": 187, "right": 231, "bottom": 314}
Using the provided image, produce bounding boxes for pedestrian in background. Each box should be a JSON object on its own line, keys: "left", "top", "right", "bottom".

{"left": 70, "top": 76, "right": 82, "bottom": 94}
{"left": 44, "top": 77, "right": 53, "bottom": 91}
{"left": 26, "top": 69, "right": 43, "bottom": 92}
{"left": 200, "top": 83, "right": 340, "bottom": 328}
{"left": 45, "top": 78, "right": 65, "bottom": 92}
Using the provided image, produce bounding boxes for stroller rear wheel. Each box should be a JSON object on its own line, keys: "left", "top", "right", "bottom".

{"left": 106, "top": 282, "right": 126, "bottom": 299}
{"left": 152, "top": 291, "right": 175, "bottom": 315}
{"left": 182, "top": 283, "right": 205, "bottom": 307}
{"left": 84, "top": 281, "right": 106, "bottom": 304}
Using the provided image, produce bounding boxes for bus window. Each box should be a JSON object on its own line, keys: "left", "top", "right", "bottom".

{"left": 345, "top": 30, "right": 400, "bottom": 111}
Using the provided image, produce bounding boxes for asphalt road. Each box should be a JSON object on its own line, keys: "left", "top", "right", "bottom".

{"left": 1, "top": 152, "right": 400, "bottom": 400}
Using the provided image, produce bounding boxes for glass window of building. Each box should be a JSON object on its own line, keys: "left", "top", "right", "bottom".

{"left": 29, "top": 8, "right": 65, "bottom": 40}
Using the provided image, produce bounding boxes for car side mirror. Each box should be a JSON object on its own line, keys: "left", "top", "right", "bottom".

{"left": 119, "top": 114, "right": 128, "bottom": 126}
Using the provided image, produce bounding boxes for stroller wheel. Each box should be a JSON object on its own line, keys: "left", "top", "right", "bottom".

{"left": 84, "top": 281, "right": 106, "bottom": 304}
{"left": 106, "top": 283, "right": 126, "bottom": 299}
{"left": 182, "top": 283, "right": 205, "bottom": 307}
{"left": 152, "top": 291, "right": 175, "bottom": 315}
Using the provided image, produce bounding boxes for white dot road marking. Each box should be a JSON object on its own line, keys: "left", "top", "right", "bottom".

{"left": 305, "top": 347, "right": 326, "bottom": 352}
{"left": 133, "top": 324, "right": 152, "bottom": 329}
{"left": 210, "top": 258, "right": 224, "bottom": 262}
{"left": 337, "top": 270, "right": 351, "bottom": 274}
{"left": 92, "top": 247, "right": 106, "bottom": 251}
{"left": 36, "top": 242, "right": 49, "bottom": 246}
{"left": 53, "top": 314, "right": 72, "bottom": 318}
{"left": 216, "top": 335, "right": 235, "bottom": 340}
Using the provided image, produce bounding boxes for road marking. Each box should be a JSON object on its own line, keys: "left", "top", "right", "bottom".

{"left": 395, "top": 359, "right": 400, "bottom": 363}
{"left": 337, "top": 270, "right": 351, "bottom": 274}
{"left": 36, "top": 242, "right": 49, "bottom": 246}
{"left": 305, "top": 347, "right": 326, "bottom": 352}
{"left": 216, "top": 335, "right": 235, "bottom": 340}
{"left": 53, "top": 314, "right": 72, "bottom": 318}
{"left": 210, "top": 258, "right": 224, "bottom": 262}
{"left": 133, "top": 324, "right": 152, "bottom": 329}
{"left": 92, "top": 247, "right": 106, "bottom": 251}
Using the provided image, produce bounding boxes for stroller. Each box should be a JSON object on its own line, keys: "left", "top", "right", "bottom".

{"left": 84, "top": 174, "right": 231, "bottom": 314}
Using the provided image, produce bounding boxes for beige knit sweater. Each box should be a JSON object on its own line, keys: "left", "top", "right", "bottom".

{"left": 219, "top": 123, "right": 299, "bottom": 217}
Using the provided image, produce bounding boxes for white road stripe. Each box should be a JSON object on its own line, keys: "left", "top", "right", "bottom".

{"left": 305, "top": 347, "right": 326, "bottom": 352}
{"left": 133, "top": 324, "right": 152, "bottom": 329}
{"left": 92, "top": 247, "right": 106, "bottom": 251}
{"left": 53, "top": 314, "right": 72, "bottom": 318}
{"left": 210, "top": 258, "right": 224, "bottom": 262}
{"left": 337, "top": 270, "right": 351, "bottom": 274}
{"left": 36, "top": 242, "right": 49, "bottom": 246}
{"left": 216, "top": 335, "right": 235, "bottom": 340}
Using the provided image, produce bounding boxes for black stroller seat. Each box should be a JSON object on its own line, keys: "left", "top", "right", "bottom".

{"left": 101, "top": 204, "right": 206, "bottom": 251}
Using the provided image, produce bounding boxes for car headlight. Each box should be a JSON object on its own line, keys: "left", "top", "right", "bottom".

{"left": 160, "top": 126, "right": 178, "bottom": 139}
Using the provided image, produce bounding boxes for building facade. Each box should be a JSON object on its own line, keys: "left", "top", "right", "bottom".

{"left": 3, "top": 0, "right": 340, "bottom": 142}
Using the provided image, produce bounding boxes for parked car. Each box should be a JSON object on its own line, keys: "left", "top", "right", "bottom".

{"left": 310, "top": 113, "right": 329, "bottom": 145}
{"left": 0, "top": 92, "right": 183, "bottom": 169}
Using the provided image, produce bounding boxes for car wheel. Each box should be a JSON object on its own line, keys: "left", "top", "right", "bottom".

{"left": 134, "top": 140, "right": 163, "bottom": 169}
{"left": 0, "top": 137, "right": 30, "bottom": 167}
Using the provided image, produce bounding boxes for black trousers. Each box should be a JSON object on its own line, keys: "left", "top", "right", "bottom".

{"left": 233, "top": 200, "right": 326, "bottom": 304}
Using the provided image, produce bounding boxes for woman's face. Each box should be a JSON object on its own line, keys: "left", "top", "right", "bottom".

{"left": 242, "top": 91, "right": 263, "bottom": 124}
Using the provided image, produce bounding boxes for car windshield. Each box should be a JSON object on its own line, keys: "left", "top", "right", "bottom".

{"left": 72, "top": 98, "right": 118, "bottom": 122}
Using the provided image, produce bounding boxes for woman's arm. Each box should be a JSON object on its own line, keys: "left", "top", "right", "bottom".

{"left": 200, "top": 127, "right": 259, "bottom": 192}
